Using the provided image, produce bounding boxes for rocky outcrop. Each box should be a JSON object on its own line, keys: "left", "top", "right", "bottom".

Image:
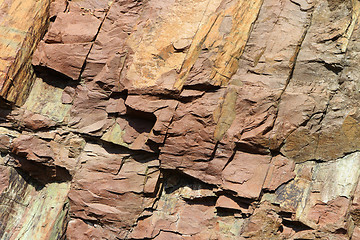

{"left": 1, "top": 0, "right": 360, "bottom": 239}
{"left": 0, "top": 0, "right": 50, "bottom": 105}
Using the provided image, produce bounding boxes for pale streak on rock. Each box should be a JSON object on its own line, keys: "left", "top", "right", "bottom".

{"left": 23, "top": 78, "right": 72, "bottom": 123}
{"left": 12, "top": 182, "right": 70, "bottom": 240}
{"left": 278, "top": 0, "right": 360, "bottom": 163}
{"left": 126, "top": 0, "right": 223, "bottom": 88}
{"left": 0, "top": 168, "right": 69, "bottom": 239}
{"left": 0, "top": 0, "right": 50, "bottom": 105}
{"left": 311, "top": 152, "right": 360, "bottom": 203}
{"left": 274, "top": 152, "right": 360, "bottom": 231}
{"left": 174, "top": 0, "right": 264, "bottom": 90}
{"left": 213, "top": 0, "right": 311, "bottom": 150}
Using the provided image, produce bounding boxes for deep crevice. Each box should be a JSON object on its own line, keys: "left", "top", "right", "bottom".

{"left": 307, "top": 60, "right": 343, "bottom": 75}
{"left": 77, "top": 3, "right": 113, "bottom": 81}
{"left": 282, "top": 219, "right": 313, "bottom": 232}
{"left": 33, "top": 65, "right": 76, "bottom": 89}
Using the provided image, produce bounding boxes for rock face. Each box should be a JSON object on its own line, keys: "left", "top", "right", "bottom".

{"left": 0, "top": 0, "right": 50, "bottom": 105}
{"left": 1, "top": 0, "right": 360, "bottom": 239}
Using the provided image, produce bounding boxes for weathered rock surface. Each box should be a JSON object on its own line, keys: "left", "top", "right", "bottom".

{"left": 0, "top": 0, "right": 50, "bottom": 105}
{"left": 1, "top": 0, "right": 360, "bottom": 239}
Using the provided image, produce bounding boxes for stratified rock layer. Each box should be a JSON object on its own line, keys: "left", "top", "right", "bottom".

{"left": 1, "top": 0, "right": 360, "bottom": 239}
{"left": 0, "top": 0, "right": 50, "bottom": 105}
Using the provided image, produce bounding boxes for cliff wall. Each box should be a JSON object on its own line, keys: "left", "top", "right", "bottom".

{"left": 0, "top": 0, "right": 360, "bottom": 239}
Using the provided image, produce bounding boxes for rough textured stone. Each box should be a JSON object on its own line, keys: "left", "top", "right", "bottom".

{"left": 0, "top": 0, "right": 50, "bottom": 105}
{"left": 2, "top": 0, "right": 360, "bottom": 239}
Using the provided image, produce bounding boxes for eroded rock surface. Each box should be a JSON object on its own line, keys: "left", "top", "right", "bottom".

{"left": 1, "top": 0, "right": 360, "bottom": 239}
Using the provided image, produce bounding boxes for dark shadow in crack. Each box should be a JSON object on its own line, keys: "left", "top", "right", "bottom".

{"left": 33, "top": 65, "right": 78, "bottom": 90}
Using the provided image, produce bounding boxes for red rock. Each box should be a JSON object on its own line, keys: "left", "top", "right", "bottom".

{"left": 154, "top": 231, "right": 183, "bottom": 240}
{"left": 263, "top": 155, "right": 296, "bottom": 191}
{"left": 292, "top": 230, "right": 349, "bottom": 240}
{"left": 32, "top": 0, "right": 106, "bottom": 81}
{"left": 11, "top": 135, "right": 55, "bottom": 162}
{"left": 44, "top": 12, "right": 102, "bottom": 44}
{"left": 125, "top": 94, "right": 178, "bottom": 145}
{"left": 0, "top": 165, "right": 10, "bottom": 194}
{"left": 69, "top": 85, "right": 109, "bottom": 135}
{"left": 105, "top": 98, "right": 127, "bottom": 115}
{"left": 222, "top": 152, "right": 271, "bottom": 199}
{"left": 21, "top": 110, "right": 57, "bottom": 130}
{"left": 33, "top": 42, "right": 92, "bottom": 80}
{"left": 0, "top": 135, "right": 11, "bottom": 151}
{"left": 2, "top": 0, "right": 360, "bottom": 239}
{"left": 49, "top": 0, "right": 67, "bottom": 19}
{"left": 80, "top": 0, "right": 141, "bottom": 82}
{"left": 68, "top": 143, "right": 160, "bottom": 236}
{"left": 61, "top": 86, "right": 76, "bottom": 104}
{"left": 241, "top": 201, "right": 282, "bottom": 239}
{"left": 160, "top": 90, "right": 228, "bottom": 181}
{"left": 352, "top": 227, "right": 360, "bottom": 240}
{"left": 66, "top": 219, "right": 114, "bottom": 240}
{"left": 10, "top": 135, "right": 73, "bottom": 183}
{"left": 306, "top": 197, "right": 350, "bottom": 232}
{"left": 215, "top": 195, "right": 253, "bottom": 214}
